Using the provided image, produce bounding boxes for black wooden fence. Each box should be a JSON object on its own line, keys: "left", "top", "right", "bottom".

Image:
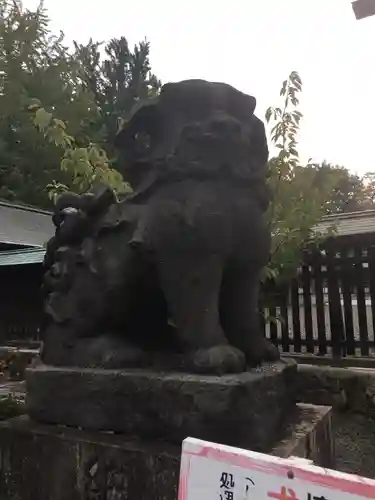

{"left": 0, "top": 265, "right": 43, "bottom": 345}
{"left": 261, "top": 236, "right": 375, "bottom": 360}
{"left": 2, "top": 235, "right": 375, "bottom": 362}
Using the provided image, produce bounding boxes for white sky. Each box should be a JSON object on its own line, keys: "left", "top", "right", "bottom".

{"left": 23, "top": 0, "right": 375, "bottom": 175}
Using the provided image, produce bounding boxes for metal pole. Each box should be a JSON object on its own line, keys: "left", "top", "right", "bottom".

{"left": 352, "top": 0, "right": 375, "bottom": 19}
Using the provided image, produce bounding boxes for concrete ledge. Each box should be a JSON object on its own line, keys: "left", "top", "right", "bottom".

{"left": 282, "top": 353, "right": 375, "bottom": 369}
{"left": 272, "top": 403, "right": 334, "bottom": 469}
{"left": 296, "top": 364, "right": 375, "bottom": 414}
{"left": 0, "top": 403, "right": 333, "bottom": 500}
{"left": 0, "top": 347, "right": 39, "bottom": 380}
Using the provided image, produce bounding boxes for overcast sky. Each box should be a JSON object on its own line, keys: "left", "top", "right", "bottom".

{"left": 24, "top": 0, "right": 375, "bottom": 175}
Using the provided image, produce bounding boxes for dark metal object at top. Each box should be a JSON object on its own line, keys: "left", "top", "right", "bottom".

{"left": 41, "top": 79, "right": 279, "bottom": 374}
{"left": 352, "top": 0, "right": 375, "bottom": 19}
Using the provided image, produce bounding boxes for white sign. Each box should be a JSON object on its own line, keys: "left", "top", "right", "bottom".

{"left": 178, "top": 438, "right": 375, "bottom": 500}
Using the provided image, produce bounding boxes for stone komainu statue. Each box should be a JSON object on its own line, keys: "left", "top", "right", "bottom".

{"left": 41, "top": 79, "right": 279, "bottom": 374}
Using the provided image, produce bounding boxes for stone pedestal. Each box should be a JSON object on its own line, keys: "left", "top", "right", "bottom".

{"left": 27, "top": 360, "right": 296, "bottom": 452}
{"left": 0, "top": 359, "right": 332, "bottom": 500}
{"left": 0, "top": 404, "right": 334, "bottom": 500}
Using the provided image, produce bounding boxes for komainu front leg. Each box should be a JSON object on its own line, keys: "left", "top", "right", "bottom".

{"left": 157, "top": 252, "right": 245, "bottom": 374}
{"left": 220, "top": 264, "right": 280, "bottom": 367}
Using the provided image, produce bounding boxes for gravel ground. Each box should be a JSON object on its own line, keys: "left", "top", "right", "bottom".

{"left": 334, "top": 411, "right": 375, "bottom": 478}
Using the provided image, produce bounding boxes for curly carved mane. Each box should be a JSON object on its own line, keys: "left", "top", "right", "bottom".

{"left": 40, "top": 79, "right": 277, "bottom": 372}
{"left": 114, "top": 79, "right": 270, "bottom": 210}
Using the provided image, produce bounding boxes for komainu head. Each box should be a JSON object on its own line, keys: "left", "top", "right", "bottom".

{"left": 114, "top": 79, "right": 270, "bottom": 204}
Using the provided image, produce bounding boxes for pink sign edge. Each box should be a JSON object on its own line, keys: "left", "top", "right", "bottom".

{"left": 178, "top": 437, "right": 375, "bottom": 500}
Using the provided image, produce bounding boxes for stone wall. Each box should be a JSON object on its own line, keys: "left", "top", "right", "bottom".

{"left": 0, "top": 417, "right": 180, "bottom": 500}
{"left": 0, "top": 405, "right": 334, "bottom": 500}
{"left": 295, "top": 364, "right": 375, "bottom": 415}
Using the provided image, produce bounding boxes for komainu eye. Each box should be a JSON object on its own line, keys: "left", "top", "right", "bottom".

{"left": 134, "top": 131, "right": 151, "bottom": 154}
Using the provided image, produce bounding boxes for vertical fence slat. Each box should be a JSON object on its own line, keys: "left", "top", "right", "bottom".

{"left": 354, "top": 246, "right": 369, "bottom": 356}
{"left": 311, "top": 251, "right": 327, "bottom": 356}
{"left": 368, "top": 245, "right": 375, "bottom": 352}
{"left": 260, "top": 307, "right": 266, "bottom": 339}
{"left": 301, "top": 261, "right": 314, "bottom": 353}
{"left": 260, "top": 238, "right": 375, "bottom": 361}
{"left": 340, "top": 247, "right": 355, "bottom": 355}
{"left": 326, "top": 247, "right": 345, "bottom": 359}
{"left": 290, "top": 279, "right": 302, "bottom": 353}
{"left": 268, "top": 304, "right": 278, "bottom": 346}
{"left": 280, "top": 286, "right": 290, "bottom": 352}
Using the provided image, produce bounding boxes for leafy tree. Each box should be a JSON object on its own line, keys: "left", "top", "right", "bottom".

{"left": 264, "top": 73, "right": 375, "bottom": 284}
{"left": 264, "top": 72, "right": 339, "bottom": 283}
{"left": 0, "top": 0, "right": 98, "bottom": 206}
{"left": 305, "top": 162, "right": 367, "bottom": 214}
{"left": 30, "top": 102, "right": 130, "bottom": 201}
{"left": 0, "top": 1, "right": 160, "bottom": 207}
{"left": 362, "top": 172, "right": 375, "bottom": 208}
{"left": 73, "top": 37, "right": 161, "bottom": 153}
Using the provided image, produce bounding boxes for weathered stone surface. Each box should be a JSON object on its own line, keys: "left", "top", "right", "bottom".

{"left": 0, "top": 416, "right": 180, "bottom": 500}
{"left": 295, "top": 364, "right": 375, "bottom": 415}
{"left": 0, "top": 347, "right": 38, "bottom": 380}
{"left": 42, "top": 79, "right": 279, "bottom": 374}
{"left": 272, "top": 403, "right": 335, "bottom": 469}
{"left": 0, "top": 404, "right": 334, "bottom": 500}
{"left": 27, "top": 360, "right": 296, "bottom": 451}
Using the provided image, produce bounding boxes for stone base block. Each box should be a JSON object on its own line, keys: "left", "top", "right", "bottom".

{"left": 27, "top": 360, "right": 296, "bottom": 452}
{"left": 272, "top": 403, "right": 335, "bottom": 468}
{"left": 0, "top": 404, "right": 334, "bottom": 500}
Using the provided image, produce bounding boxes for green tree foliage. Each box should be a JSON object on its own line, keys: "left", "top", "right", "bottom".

{"left": 264, "top": 73, "right": 375, "bottom": 283}
{"left": 74, "top": 37, "right": 160, "bottom": 147}
{"left": 362, "top": 172, "right": 375, "bottom": 208}
{"left": 1, "top": 0, "right": 372, "bottom": 286}
{"left": 265, "top": 72, "right": 339, "bottom": 282}
{"left": 0, "top": 0, "right": 160, "bottom": 207}
{"left": 0, "top": 0, "right": 81, "bottom": 206}
{"left": 30, "top": 103, "right": 130, "bottom": 201}
{"left": 305, "top": 162, "right": 368, "bottom": 215}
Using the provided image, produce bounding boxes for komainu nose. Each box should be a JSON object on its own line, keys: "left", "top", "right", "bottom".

{"left": 208, "top": 115, "right": 242, "bottom": 139}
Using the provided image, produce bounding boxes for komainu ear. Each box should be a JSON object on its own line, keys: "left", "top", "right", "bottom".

{"left": 114, "top": 99, "right": 161, "bottom": 152}
{"left": 250, "top": 116, "right": 269, "bottom": 166}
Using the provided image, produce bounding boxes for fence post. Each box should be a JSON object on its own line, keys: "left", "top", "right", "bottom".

{"left": 354, "top": 246, "right": 369, "bottom": 356}
{"left": 280, "top": 285, "right": 290, "bottom": 353}
{"left": 290, "top": 279, "right": 302, "bottom": 353}
{"left": 326, "top": 246, "right": 345, "bottom": 359}
{"left": 301, "top": 260, "right": 314, "bottom": 353}
{"left": 368, "top": 245, "right": 375, "bottom": 354}
{"left": 340, "top": 247, "right": 355, "bottom": 355}
{"left": 311, "top": 249, "right": 328, "bottom": 355}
